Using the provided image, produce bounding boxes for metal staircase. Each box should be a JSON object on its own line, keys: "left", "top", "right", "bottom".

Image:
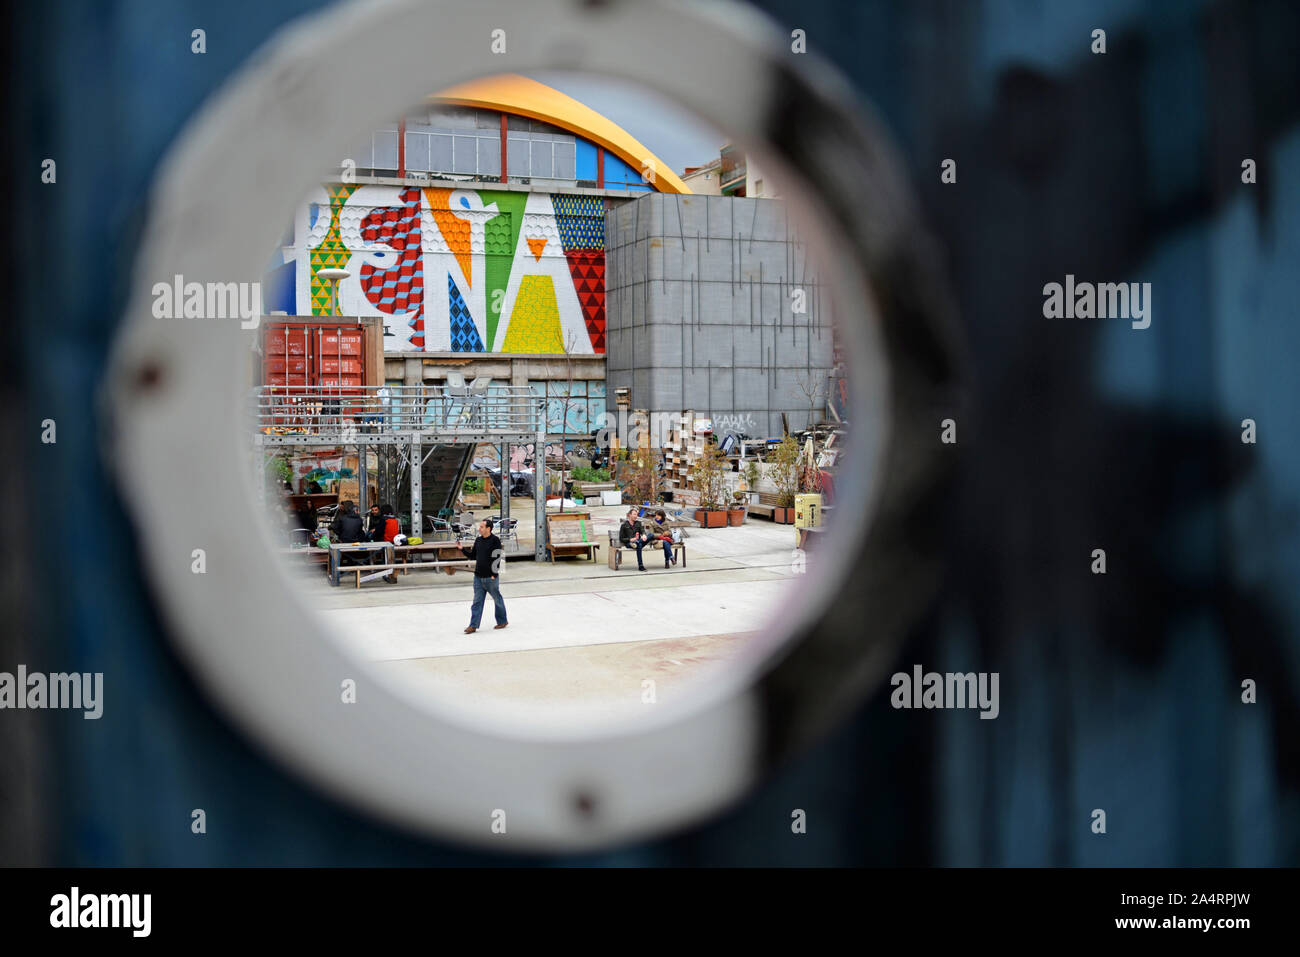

{"left": 400, "top": 444, "right": 475, "bottom": 524}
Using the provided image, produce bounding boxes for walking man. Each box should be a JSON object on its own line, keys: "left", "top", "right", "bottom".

{"left": 461, "top": 518, "right": 508, "bottom": 634}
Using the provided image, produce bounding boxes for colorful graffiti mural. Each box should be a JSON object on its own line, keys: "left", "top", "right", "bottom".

{"left": 294, "top": 185, "right": 605, "bottom": 354}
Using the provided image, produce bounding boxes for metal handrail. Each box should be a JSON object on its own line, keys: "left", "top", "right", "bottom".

{"left": 251, "top": 384, "right": 544, "bottom": 437}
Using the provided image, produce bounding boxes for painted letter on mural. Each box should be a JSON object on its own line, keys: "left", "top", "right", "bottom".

{"left": 293, "top": 185, "right": 605, "bottom": 355}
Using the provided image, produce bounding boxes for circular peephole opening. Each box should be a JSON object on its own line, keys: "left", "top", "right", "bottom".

{"left": 252, "top": 68, "right": 885, "bottom": 743}
{"left": 106, "top": 0, "right": 943, "bottom": 851}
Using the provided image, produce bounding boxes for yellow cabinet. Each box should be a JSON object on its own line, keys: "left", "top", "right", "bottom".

{"left": 795, "top": 493, "right": 823, "bottom": 529}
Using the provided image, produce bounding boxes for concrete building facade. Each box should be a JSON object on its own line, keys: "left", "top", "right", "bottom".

{"left": 604, "top": 193, "right": 833, "bottom": 438}
{"left": 265, "top": 75, "right": 834, "bottom": 445}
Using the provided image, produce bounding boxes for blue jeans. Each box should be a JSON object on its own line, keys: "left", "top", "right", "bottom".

{"left": 470, "top": 575, "right": 507, "bottom": 628}
{"left": 634, "top": 534, "right": 671, "bottom": 567}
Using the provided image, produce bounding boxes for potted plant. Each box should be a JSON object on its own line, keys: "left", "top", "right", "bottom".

{"left": 770, "top": 435, "right": 800, "bottom": 524}
{"left": 620, "top": 448, "right": 660, "bottom": 507}
{"left": 727, "top": 489, "right": 747, "bottom": 526}
{"left": 570, "top": 465, "right": 614, "bottom": 501}
{"left": 744, "top": 458, "right": 762, "bottom": 505}
{"left": 266, "top": 454, "right": 292, "bottom": 490}
{"left": 689, "top": 442, "right": 728, "bottom": 528}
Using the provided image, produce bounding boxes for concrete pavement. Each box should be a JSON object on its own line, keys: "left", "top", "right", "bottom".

{"left": 283, "top": 502, "right": 803, "bottom": 729}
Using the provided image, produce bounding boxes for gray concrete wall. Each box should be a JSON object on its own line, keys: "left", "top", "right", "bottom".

{"left": 605, "top": 193, "right": 834, "bottom": 438}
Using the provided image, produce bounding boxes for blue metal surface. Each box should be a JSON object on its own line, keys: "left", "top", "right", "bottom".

{"left": 11, "top": 0, "right": 1299, "bottom": 864}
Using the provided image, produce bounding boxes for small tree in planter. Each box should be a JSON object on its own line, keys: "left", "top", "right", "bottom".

{"left": 689, "top": 442, "right": 728, "bottom": 528}
{"left": 620, "top": 447, "right": 661, "bottom": 506}
{"left": 770, "top": 435, "right": 800, "bottom": 524}
{"left": 744, "top": 458, "right": 762, "bottom": 504}
{"left": 727, "top": 487, "right": 747, "bottom": 526}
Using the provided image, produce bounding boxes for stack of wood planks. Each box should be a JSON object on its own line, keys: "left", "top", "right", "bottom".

{"left": 663, "top": 409, "right": 705, "bottom": 499}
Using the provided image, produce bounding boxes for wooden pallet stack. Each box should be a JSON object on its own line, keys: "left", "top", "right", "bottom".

{"left": 663, "top": 410, "right": 704, "bottom": 500}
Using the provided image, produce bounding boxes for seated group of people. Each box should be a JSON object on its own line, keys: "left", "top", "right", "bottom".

{"left": 327, "top": 500, "right": 400, "bottom": 545}
{"left": 618, "top": 509, "right": 678, "bottom": 571}
{"left": 330, "top": 501, "right": 402, "bottom": 582}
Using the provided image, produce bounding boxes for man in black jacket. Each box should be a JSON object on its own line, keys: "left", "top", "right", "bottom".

{"left": 460, "top": 519, "right": 507, "bottom": 634}
{"left": 330, "top": 500, "right": 367, "bottom": 567}
{"left": 618, "top": 508, "right": 658, "bottom": 572}
{"left": 294, "top": 501, "right": 318, "bottom": 537}
{"left": 330, "top": 500, "right": 365, "bottom": 542}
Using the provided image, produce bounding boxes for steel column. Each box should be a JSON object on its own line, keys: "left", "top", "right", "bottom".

{"left": 410, "top": 435, "right": 422, "bottom": 537}
{"left": 499, "top": 442, "right": 510, "bottom": 528}
{"left": 357, "top": 442, "right": 367, "bottom": 516}
{"left": 534, "top": 428, "right": 546, "bottom": 560}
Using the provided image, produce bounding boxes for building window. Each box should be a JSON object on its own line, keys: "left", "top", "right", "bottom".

{"left": 350, "top": 110, "right": 579, "bottom": 182}
{"left": 531, "top": 140, "right": 554, "bottom": 179}
{"left": 404, "top": 132, "right": 430, "bottom": 172}
{"left": 478, "top": 137, "right": 501, "bottom": 177}
{"left": 508, "top": 136, "right": 529, "bottom": 176}
{"left": 554, "top": 140, "right": 576, "bottom": 180}
{"left": 372, "top": 130, "right": 399, "bottom": 171}
{"left": 430, "top": 134, "right": 453, "bottom": 172}
{"left": 453, "top": 135, "right": 478, "bottom": 174}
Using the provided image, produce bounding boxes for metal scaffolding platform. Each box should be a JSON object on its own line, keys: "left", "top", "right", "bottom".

{"left": 252, "top": 384, "right": 548, "bottom": 559}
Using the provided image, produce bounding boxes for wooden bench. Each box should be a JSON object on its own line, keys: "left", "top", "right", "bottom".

{"left": 328, "top": 542, "right": 393, "bottom": 586}
{"left": 278, "top": 547, "right": 329, "bottom": 567}
{"left": 341, "top": 559, "right": 474, "bottom": 588}
{"left": 746, "top": 492, "right": 782, "bottom": 520}
{"left": 347, "top": 541, "right": 485, "bottom": 587}
{"left": 607, "top": 530, "right": 686, "bottom": 570}
{"left": 546, "top": 512, "right": 600, "bottom": 562}
{"left": 393, "top": 542, "right": 472, "bottom": 577}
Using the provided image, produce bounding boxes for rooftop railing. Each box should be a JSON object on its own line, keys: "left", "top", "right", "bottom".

{"left": 251, "top": 384, "right": 544, "bottom": 441}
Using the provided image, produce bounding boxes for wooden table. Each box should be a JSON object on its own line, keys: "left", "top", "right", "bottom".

{"left": 277, "top": 546, "right": 328, "bottom": 567}
{"left": 327, "top": 541, "right": 394, "bottom": 586}
{"left": 392, "top": 541, "right": 472, "bottom": 576}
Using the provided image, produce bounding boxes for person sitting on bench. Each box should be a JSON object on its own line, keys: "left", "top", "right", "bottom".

{"left": 618, "top": 509, "right": 661, "bottom": 572}
{"left": 294, "top": 501, "right": 318, "bottom": 537}
{"left": 369, "top": 503, "right": 400, "bottom": 583}
{"left": 368, "top": 504, "right": 399, "bottom": 544}
{"left": 649, "top": 509, "right": 677, "bottom": 567}
{"left": 330, "top": 501, "right": 366, "bottom": 566}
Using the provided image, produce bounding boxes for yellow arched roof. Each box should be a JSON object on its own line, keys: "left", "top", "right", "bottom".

{"left": 431, "top": 74, "right": 691, "bottom": 194}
